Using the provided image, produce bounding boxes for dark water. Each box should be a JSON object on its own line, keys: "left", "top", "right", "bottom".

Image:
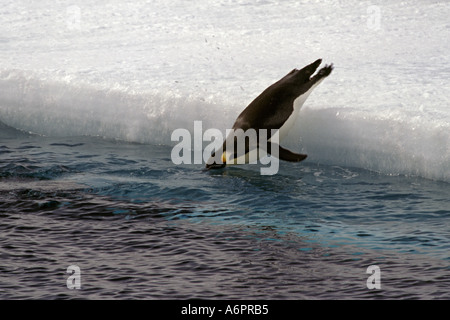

{"left": 1, "top": 130, "right": 449, "bottom": 299}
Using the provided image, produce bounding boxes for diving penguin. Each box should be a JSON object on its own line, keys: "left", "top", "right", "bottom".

{"left": 206, "top": 59, "right": 333, "bottom": 169}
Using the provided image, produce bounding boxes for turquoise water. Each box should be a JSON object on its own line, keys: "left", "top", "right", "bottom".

{"left": 1, "top": 130, "right": 449, "bottom": 299}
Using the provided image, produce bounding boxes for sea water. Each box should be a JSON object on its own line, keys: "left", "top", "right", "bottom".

{"left": 0, "top": 0, "right": 449, "bottom": 299}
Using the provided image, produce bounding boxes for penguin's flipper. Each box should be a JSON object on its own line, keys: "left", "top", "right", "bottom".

{"left": 264, "top": 144, "right": 307, "bottom": 162}
{"left": 279, "top": 146, "right": 307, "bottom": 162}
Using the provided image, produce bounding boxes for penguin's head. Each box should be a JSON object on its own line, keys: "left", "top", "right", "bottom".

{"left": 205, "top": 150, "right": 227, "bottom": 169}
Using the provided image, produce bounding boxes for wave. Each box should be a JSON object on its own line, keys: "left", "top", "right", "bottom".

{"left": 1, "top": 69, "right": 449, "bottom": 182}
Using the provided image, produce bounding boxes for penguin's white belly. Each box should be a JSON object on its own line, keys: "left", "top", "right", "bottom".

{"left": 276, "top": 79, "right": 324, "bottom": 141}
